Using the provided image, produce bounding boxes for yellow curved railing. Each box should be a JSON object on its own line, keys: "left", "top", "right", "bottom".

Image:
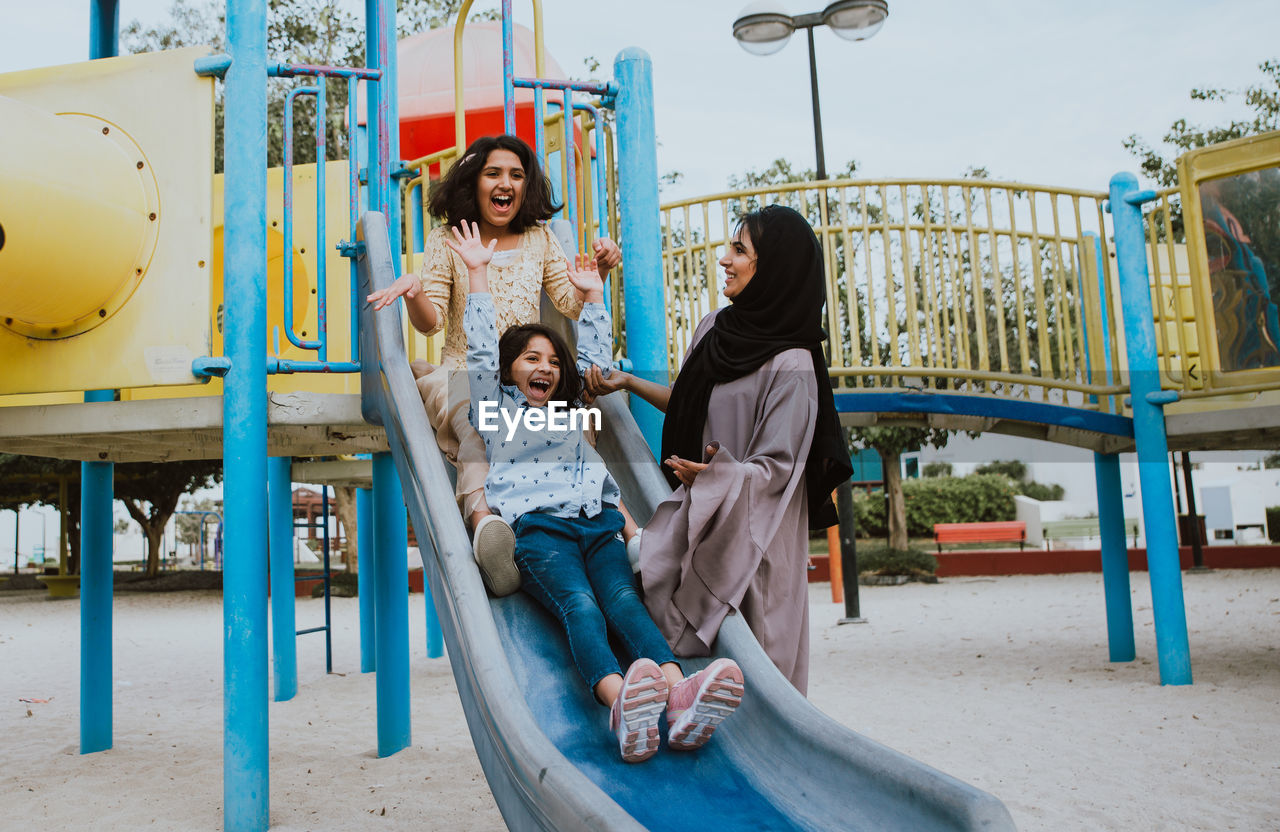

{"left": 660, "top": 179, "right": 1129, "bottom": 412}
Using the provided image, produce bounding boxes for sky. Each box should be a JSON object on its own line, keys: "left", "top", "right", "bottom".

{"left": 3, "top": 0, "right": 1278, "bottom": 202}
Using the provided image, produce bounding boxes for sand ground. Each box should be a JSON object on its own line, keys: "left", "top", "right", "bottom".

{"left": 2, "top": 569, "right": 1278, "bottom": 831}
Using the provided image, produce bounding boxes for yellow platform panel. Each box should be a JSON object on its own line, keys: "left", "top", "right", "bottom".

{"left": 0, "top": 47, "right": 215, "bottom": 396}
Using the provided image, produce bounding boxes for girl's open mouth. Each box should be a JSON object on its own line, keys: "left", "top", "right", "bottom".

{"left": 492, "top": 194, "right": 514, "bottom": 211}
{"left": 528, "top": 378, "right": 551, "bottom": 397}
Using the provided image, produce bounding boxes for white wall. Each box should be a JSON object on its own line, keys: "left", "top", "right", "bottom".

{"left": 917, "top": 434, "right": 1280, "bottom": 545}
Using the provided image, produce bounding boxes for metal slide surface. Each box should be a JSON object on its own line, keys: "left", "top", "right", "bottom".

{"left": 356, "top": 213, "right": 1017, "bottom": 832}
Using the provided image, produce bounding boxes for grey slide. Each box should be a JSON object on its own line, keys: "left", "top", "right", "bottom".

{"left": 357, "top": 212, "right": 1017, "bottom": 831}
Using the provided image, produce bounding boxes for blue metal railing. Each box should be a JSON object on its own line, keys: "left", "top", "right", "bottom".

{"left": 265, "top": 62, "right": 384, "bottom": 376}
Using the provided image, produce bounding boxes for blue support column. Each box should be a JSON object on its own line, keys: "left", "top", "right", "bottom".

{"left": 381, "top": 0, "right": 402, "bottom": 274}
{"left": 224, "top": 0, "right": 271, "bottom": 828}
{"left": 89, "top": 0, "right": 119, "bottom": 61}
{"left": 422, "top": 543, "right": 444, "bottom": 660}
{"left": 372, "top": 453, "right": 410, "bottom": 756}
{"left": 80, "top": 392, "right": 114, "bottom": 754}
{"left": 267, "top": 457, "right": 297, "bottom": 701}
{"left": 1109, "top": 172, "right": 1192, "bottom": 685}
{"left": 82, "top": 6, "right": 117, "bottom": 757}
{"left": 357, "top": 486, "right": 375, "bottom": 673}
{"left": 1094, "top": 452, "right": 1135, "bottom": 662}
{"left": 613, "top": 48, "right": 667, "bottom": 457}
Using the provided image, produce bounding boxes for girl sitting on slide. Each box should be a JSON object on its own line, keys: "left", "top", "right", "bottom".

{"left": 445, "top": 219, "right": 744, "bottom": 762}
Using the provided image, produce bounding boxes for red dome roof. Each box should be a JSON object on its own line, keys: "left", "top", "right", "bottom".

{"left": 358, "top": 22, "right": 574, "bottom": 161}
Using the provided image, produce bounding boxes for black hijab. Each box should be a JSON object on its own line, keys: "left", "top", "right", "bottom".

{"left": 660, "top": 204, "right": 852, "bottom": 529}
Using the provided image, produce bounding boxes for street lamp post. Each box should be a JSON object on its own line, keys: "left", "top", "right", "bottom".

{"left": 733, "top": 1, "right": 887, "bottom": 625}
{"left": 732, "top": 0, "right": 888, "bottom": 180}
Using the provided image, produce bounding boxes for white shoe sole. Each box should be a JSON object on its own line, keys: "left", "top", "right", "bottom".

{"left": 667, "top": 660, "right": 744, "bottom": 751}
{"left": 615, "top": 660, "right": 668, "bottom": 763}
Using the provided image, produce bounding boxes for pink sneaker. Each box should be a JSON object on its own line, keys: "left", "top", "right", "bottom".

{"left": 665, "top": 658, "right": 744, "bottom": 751}
{"left": 608, "top": 658, "right": 669, "bottom": 763}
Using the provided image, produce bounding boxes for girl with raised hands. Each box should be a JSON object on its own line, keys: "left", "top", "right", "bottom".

{"left": 446, "top": 219, "right": 744, "bottom": 763}
{"left": 366, "top": 134, "right": 622, "bottom": 594}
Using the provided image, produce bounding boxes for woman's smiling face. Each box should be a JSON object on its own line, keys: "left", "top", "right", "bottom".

{"left": 509, "top": 334, "right": 561, "bottom": 407}
{"left": 719, "top": 227, "right": 758, "bottom": 300}
{"left": 475, "top": 149, "right": 526, "bottom": 233}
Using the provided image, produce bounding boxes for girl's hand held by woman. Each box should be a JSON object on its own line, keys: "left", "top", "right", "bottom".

{"left": 592, "top": 237, "right": 622, "bottom": 278}
{"left": 566, "top": 253, "right": 605, "bottom": 303}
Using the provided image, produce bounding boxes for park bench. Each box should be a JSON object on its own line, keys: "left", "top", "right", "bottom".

{"left": 933, "top": 521, "right": 1026, "bottom": 552}
{"left": 1042, "top": 517, "right": 1140, "bottom": 550}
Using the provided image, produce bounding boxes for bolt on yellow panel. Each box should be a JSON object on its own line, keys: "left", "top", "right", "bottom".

{"left": 0, "top": 47, "right": 214, "bottom": 396}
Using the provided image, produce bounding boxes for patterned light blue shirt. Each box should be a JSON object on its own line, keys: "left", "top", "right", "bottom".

{"left": 464, "top": 292, "right": 621, "bottom": 521}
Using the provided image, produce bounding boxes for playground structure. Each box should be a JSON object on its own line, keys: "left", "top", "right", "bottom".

{"left": 3, "top": 0, "right": 1280, "bottom": 830}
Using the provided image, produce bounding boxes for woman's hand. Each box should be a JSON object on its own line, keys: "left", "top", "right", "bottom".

{"left": 664, "top": 444, "right": 718, "bottom": 488}
{"left": 366, "top": 274, "right": 421, "bottom": 311}
{"left": 592, "top": 237, "right": 622, "bottom": 278}
{"left": 567, "top": 253, "right": 605, "bottom": 303}
{"left": 443, "top": 221, "right": 497, "bottom": 273}
{"left": 584, "top": 364, "right": 630, "bottom": 398}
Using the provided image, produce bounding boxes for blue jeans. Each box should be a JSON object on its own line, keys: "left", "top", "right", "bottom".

{"left": 514, "top": 507, "right": 678, "bottom": 691}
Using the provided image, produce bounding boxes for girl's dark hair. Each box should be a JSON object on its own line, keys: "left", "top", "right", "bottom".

{"left": 498, "top": 323, "right": 582, "bottom": 404}
{"left": 428, "top": 135, "right": 560, "bottom": 233}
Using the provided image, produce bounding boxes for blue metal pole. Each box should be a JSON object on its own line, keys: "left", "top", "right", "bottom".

{"left": 382, "top": 0, "right": 403, "bottom": 281}
{"left": 224, "top": 0, "right": 271, "bottom": 827}
{"left": 80, "top": 394, "right": 113, "bottom": 754}
{"left": 372, "top": 452, "right": 410, "bottom": 755}
{"left": 1079, "top": 233, "right": 1135, "bottom": 663}
{"left": 612, "top": 48, "right": 666, "bottom": 457}
{"left": 82, "top": 2, "right": 118, "bottom": 758}
{"left": 562, "top": 88, "right": 576, "bottom": 245}
{"left": 422, "top": 540, "right": 443, "bottom": 659}
{"left": 364, "top": 0, "right": 384, "bottom": 216}
{"left": 267, "top": 456, "right": 297, "bottom": 701}
{"left": 1109, "top": 172, "right": 1192, "bottom": 686}
{"left": 1094, "top": 452, "right": 1135, "bottom": 662}
{"left": 316, "top": 75, "right": 329, "bottom": 361}
{"left": 501, "top": 0, "right": 515, "bottom": 133}
{"left": 357, "top": 486, "right": 375, "bottom": 673}
{"left": 89, "top": 0, "right": 118, "bottom": 61}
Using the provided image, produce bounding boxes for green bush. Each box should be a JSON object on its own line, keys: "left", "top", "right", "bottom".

{"left": 853, "top": 474, "right": 1017, "bottom": 537}
{"left": 1267, "top": 506, "right": 1280, "bottom": 542}
{"left": 855, "top": 545, "right": 938, "bottom": 576}
{"left": 1019, "top": 480, "right": 1065, "bottom": 501}
{"left": 974, "top": 460, "right": 1027, "bottom": 480}
{"left": 922, "top": 461, "right": 953, "bottom": 478}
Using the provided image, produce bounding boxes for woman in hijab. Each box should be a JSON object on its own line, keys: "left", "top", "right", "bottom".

{"left": 584, "top": 204, "right": 851, "bottom": 694}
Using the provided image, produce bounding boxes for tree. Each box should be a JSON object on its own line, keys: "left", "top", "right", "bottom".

{"left": 853, "top": 425, "right": 952, "bottom": 551}
{"left": 331, "top": 485, "right": 358, "bottom": 572}
{"left": 0, "top": 455, "right": 81, "bottom": 572}
{"left": 125, "top": 0, "right": 489, "bottom": 172}
{"left": 116, "top": 460, "right": 222, "bottom": 577}
{"left": 1123, "top": 59, "right": 1280, "bottom": 187}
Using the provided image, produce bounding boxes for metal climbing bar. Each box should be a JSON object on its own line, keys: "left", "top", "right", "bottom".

{"left": 268, "top": 61, "right": 383, "bottom": 375}
{"left": 292, "top": 486, "right": 334, "bottom": 674}
{"left": 282, "top": 86, "right": 323, "bottom": 352}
